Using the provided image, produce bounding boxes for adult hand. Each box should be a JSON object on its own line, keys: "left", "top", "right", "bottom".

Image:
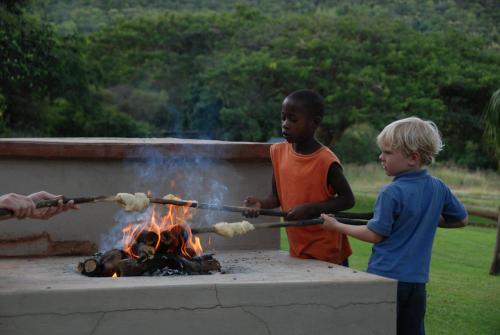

{"left": 0, "top": 193, "right": 36, "bottom": 219}
{"left": 28, "top": 191, "right": 79, "bottom": 219}
{"left": 243, "top": 196, "right": 262, "bottom": 218}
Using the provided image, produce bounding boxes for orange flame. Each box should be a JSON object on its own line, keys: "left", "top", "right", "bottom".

{"left": 121, "top": 197, "right": 203, "bottom": 259}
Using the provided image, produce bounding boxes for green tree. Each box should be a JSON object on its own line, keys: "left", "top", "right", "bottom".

{"left": 0, "top": 2, "right": 152, "bottom": 136}
{"left": 484, "top": 89, "right": 500, "bottom": 151}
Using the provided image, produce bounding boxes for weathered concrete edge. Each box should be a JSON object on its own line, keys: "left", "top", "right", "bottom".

{"left": 0, "top": 138, "right": 272, "bottom": 160}
{"left": 0, "top": 280, "right": 396, "bottom": 316}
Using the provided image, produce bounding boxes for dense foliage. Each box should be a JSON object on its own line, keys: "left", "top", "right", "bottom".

{"left": 28, "top": 0, "right": 500, "bottom": 45}
{"left": 1, "top": 1, "right": 499, "bottom": 168}
{"left": 0, "top": 1, "right": 152, "bottom": 136}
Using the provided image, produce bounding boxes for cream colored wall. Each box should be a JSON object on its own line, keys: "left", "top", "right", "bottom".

{"left": 0, "top": 156, "right": 278, "bottom": 256}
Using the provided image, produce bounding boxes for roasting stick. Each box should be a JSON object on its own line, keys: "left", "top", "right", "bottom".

{"left": 0, "top": 193, "right": 154, "bottom": 216}
{"left": 152, "top": 197, "right": 374, "bottom": 220}
{"left": 0, "top": 193, "right": 374, "bottom": 220}
{"left": 36, "top": 196, "right": 118, "bottom": 207}
{"left": 191, "top": 217, "right": 368, "bottom": 237}
{"left": 26, "top": 194, "right": 374, "bottom": 220}
{"left": 191, "top": 218, "right": 322, "bottom": 235}
{"left": 0, "top": 195, "right": 119, "bottom": 217}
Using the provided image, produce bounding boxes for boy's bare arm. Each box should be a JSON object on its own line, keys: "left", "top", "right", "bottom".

{"left": 326, "top": 163, "right": 355, "bottom": 211}
{"left": 321, "top": 214, "right": 384, "bottom": 243}
{"left": 243, "top": 173, "right": 280, "bottom": 217}
{"left": 438, "top": 215, "right": 468, "bottom": 228}
{"left": 286, "top": 163, "right": 355, "bottom": 220}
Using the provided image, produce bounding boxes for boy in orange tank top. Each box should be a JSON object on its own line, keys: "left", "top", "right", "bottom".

{"left": 244, "top": 89, "right": 355, "bottom": 265}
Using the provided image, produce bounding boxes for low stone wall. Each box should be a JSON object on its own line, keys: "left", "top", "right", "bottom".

{"left": 0, "top": 251, "right": 397, "bottom": 335}
{"left": 0, "top": 138, "right": 278, "bottom": 256}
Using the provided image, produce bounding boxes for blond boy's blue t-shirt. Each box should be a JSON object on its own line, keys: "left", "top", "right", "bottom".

{"left": 367, "top": 169, "right": 467, "bottom": 283}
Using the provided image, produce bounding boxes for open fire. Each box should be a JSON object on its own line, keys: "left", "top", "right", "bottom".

{"left": 78, "top": 199, "right": 221, "bottom": 277}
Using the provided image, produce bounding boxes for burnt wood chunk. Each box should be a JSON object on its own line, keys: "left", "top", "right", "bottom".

{"left": 78, "top": 249, "right": 125, "bottom": 277}
{"left": 179, "top": 254, "right": 221, "bottom": 274}
{"left": 78, "top": 228, "right": 221, "bottom": 277}
{"left": 78, "top": 259, "right": 100, "bottom": 276}
{"left": 117, "top": 258, "right": 149, "bottom": 277}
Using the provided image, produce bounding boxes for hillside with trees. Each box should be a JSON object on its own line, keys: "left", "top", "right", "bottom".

{"left": 1, "top": 0, "right": 499, "bottom": 169}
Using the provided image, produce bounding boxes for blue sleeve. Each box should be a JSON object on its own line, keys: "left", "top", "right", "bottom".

{"left": 367, "top": 187, "right": 398, "bottom": 237}
{"left": 442, "top": 186, "right": 467, "bottom": 222}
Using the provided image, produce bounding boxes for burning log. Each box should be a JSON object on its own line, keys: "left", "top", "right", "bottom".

{"left": 134, "top": 243, "right": 156, "bottom": 262}
{"left": 143, "top": 231, "right": 160, "bottom": 246}
{"left": 78, "top": 249, "right": 126, "bottom": 277}
{"left": 76, "top": 194, "right": 220, "bottom": 278}
{"left": 180, "top": 254, "right": 221, "bottom": 274}
{"left": 130, "top": 231, "right": 160, "bottom": 261}
{"left": 78, "top": 259, "right": 100, "bottom": 276}
{"left": 117, "top": 258, "right": 149, "bottom": 277}
{"left": 79, "top": 249, "right": 221, "bottom": 277}
{"left": 115, "top": 253, "right": 221, "bottom": 277}
{"left": 79, "top": 224, "right": 220, "bottom": 277}
{"left": 155, "top": 226, "right": 194, "bottom": 256}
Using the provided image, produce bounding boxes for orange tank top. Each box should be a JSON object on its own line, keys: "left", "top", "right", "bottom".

{"left": 270, "top": 142, "right": 352, "bottom": 264}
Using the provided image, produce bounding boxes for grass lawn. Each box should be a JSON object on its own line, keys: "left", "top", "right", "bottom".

{"left": 280, "top": 188, "right": 500, "bottom": 334}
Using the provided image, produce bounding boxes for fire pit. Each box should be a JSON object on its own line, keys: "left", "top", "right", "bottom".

{"left": 0, "top": 251, "right": 395, "bottom": 335}
{"left": 0, "top": 138, "right": 397, "bottom": 334}
{"left": 78, "top": 200, "right": 223, "bottom": 277}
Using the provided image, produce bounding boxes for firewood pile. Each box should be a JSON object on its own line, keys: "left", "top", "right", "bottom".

{"left": 78, "top": 227, "right": 221, "bottom": 277}
{"left": 78, "top": 201, "right": 221, "bottom": 277}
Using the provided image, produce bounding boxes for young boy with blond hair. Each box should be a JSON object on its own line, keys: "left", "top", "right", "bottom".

{"left": 321, "top": 116, "right": 468, "bottom": 335}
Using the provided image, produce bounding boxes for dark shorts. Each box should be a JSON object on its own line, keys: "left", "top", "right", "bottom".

{"left": 397, "top": 281, "right": 426, "bottom": 335}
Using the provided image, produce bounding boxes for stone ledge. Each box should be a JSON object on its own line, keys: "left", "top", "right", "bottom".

{"left": 0, "top": 250, "right": 396, "bottom": 335}
{"left": 0, "top": 138, "right": 271, "bottom": 161}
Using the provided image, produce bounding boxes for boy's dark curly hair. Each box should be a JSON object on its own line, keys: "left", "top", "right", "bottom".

{"left": 286, "top": 89, "right": 325, "bottom": 121}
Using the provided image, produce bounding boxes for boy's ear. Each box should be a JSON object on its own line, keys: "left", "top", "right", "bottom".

{"left": 311, "top": 115, "right": 322, "bottom": 126}
{"left": 408, "top": 151, "right": 421, "bottom": 166}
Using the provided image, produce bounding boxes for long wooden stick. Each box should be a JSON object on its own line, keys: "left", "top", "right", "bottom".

{"left": 0, "top": 196, "right": 117, "bottom": 217}
{"left": 151, "top": 197, "right": 373, "bottom": 220}
{"left": 0, "top": 194, "right": 374, "bottom": 220}
{"left": 190, "top": 217, "right": 367, "bottom": 235}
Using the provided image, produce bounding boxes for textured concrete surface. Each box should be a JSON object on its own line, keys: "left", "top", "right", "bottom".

{"left": 0, "top": 250, "right": 396, "bottom": 335}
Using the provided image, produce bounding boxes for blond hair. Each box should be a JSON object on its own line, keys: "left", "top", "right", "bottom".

{"left": 377, "top": 117, "right": 443, "bottom": 166}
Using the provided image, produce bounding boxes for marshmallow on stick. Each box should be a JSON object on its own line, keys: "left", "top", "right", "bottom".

{"left": 116, "top": 192, "right": 150, "bottom": 212}
{"left": 213, "top": 221, "right": 255, "bottom": 238}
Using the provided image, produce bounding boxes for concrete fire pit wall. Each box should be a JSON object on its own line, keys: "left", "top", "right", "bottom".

{"left": 0, "top": 138, "right": 279, "bottom": 256}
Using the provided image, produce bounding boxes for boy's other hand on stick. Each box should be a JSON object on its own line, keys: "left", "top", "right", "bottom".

{"left": 285, "top": 204, "right": 312, "bottom": 221}
{"left": 243, "top": 196, "right": 262, "bottom": 218}
{"left": 320, "top": 213, "right": 340, "bottom": 230}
